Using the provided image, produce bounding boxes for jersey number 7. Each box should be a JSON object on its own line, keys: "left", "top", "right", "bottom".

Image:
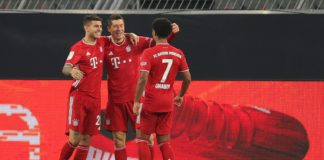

{"left": 161, "top": 59, "right": 173, "bottom": 83}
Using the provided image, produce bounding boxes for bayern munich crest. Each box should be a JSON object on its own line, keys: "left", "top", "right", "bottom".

{"left": 126, "top": 45, "right": 131, "bottom": 52}
{"left": 73, "top": 119, "right": 79, "bottom": 126}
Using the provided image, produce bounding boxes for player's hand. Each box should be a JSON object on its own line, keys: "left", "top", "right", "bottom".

{"left": 70, "top": 67, "right": 84, "bottom": 80}
{"left": 128, "top": 33, "right": 139, "bottom": 46}
{"left": 171, "top": 23, "right": 180, "bottom": 34}
{"left": 133, "top": 102, "right": 141, "bottom": 116}
{"left": 174, "top": 96, "right": 183, "bottom": 107}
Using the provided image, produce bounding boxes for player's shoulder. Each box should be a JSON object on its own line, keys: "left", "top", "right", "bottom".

{"left": 139, "top": 36, "right": 151, "bottom": 41}
{"left": 97, "top": 36, "right": 110, "bottom": 45}
{"left": 169, "top": 45, "right": 184, "bottom": 55}
{"left": 70, "top": 40, "right": 84, "bottom": 51}
{"left": 142, "top": 47, "right": 155, "bottom": 56}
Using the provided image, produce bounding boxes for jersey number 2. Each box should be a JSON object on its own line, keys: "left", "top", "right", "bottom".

{"left": 161, "top": 59, "right": 173, "bottom": 83}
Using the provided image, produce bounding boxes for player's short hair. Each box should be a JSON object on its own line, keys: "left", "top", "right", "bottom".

{"left": 152, "top": 17, "right": 172, "bottom": 38}
{"left": 83, "top": 15, "right": 102, "bottom": 26}
{"left": 108, "top": 14, "right": 124, "bottom": 27}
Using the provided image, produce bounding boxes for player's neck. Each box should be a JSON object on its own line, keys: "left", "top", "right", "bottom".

{"left": 111, "top": 36, "right": 126, "bottom": 46}
{"left": 83, "top": 36, "right": 97, "bottom": 45}
{"left": 155, "top": 38, "right": 168, "bottom": 44}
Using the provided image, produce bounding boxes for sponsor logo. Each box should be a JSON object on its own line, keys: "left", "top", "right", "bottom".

{"left": 67, "top": 51, "right": 75, "bottom": 60}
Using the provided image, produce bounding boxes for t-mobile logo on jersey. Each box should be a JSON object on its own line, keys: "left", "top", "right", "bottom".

{"left": 90, "top": 57, "right": 99, "bottom": 69}
{"left": 111, "top": 57, "right": 121, "bottom": 69}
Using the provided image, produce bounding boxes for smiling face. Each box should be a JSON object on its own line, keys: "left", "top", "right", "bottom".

{"left": 108, "top": 19, "right": 125, "bottom": 42}
{"left": 84, "top": 20, "right": 102, "bottom": 39}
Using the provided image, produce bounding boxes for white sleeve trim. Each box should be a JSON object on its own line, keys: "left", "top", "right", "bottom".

{"left": 140, "top": 69, "right": 150, "bottom": 73}
{"left": 179, "top": 69, "right": 189, "bottom": 72}
{"left": 65, "top": 63, "right": 75, "bottom": 66}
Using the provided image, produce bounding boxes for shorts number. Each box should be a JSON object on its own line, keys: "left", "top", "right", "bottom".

{"left": 96, "top": 115, "right": 101, "bottom": 130}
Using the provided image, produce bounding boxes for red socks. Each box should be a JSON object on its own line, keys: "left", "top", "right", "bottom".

{"left": 137, "top": 138, "right": 151, "bottom": 160}
{"left": 159, "top": 142, "right": 174, "bottom": 160}
{"left": 74, "top": 145, "right": 89, "bottom": 160}
{"left": 59, "top": 141, "right": 77, "bottom": 160}
{"left": 149, "top": 144, "right": 155, "bottom": 160}
{"left": 115, "top": 146, "right": 127, "bottom": 160}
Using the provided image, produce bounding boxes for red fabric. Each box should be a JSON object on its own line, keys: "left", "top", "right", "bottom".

{"left": 138, "top": 110, "right": 173, "bottom": 135}
{"left": 149, "top": 145, "right": 155, "bottom": 160}
{"left": 104, "top": 36, "right": 152, "bottom": 103}
{"left": 73, "top": 145, "right": 89, "bottom": 160}
{"left": 115, "top": 147, "right": 127, "bottom": 160}
{"left": 104, "top": 101, "right": 136, "bottom": 132}
{"left": 65, "top": 90, "right": 101, "bottom": 135}
{"left": 59, "top": 142, "right": 76, "bottom": 160}
{"left": 159, "top": 142, "right": 174, "bottom": 160}
{"left": 137, "top": 140, "right": 151, "bottom": 160}
{"left": 65, "top": 38, "right": 105, "bottom": 99}
{"left": 140, "top": 43, "right": 189, "bottom": 112}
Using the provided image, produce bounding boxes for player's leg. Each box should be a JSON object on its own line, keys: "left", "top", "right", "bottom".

{"left": 112, "top": 131, "right": 127, "bottom": 160}
{"left": 74, "top": 134, "right": 91, "bottom": 160}
{"left": 60, "top": 93, "right": 84, "bottom": 160}
{"left": 134, "top": 102, "right": 155, "bottom": 160}
{"left": 148, "top": 134, "right": 155, "bottom": 160}
{"left": 74, "top": 98, "right": 101, "bottom": 160}
{"left": 60, "top": 129, "right": 82, "bottom": 160}
{"left": 156, "top": 112, "right": 174, "bottom": 160}
{"left": 136, "top": 109, "right": 158, "bottom": 160}
{"left": 136, "top": 129, "right": 151, "bottom": 160}
{"left": 156, "top": 134, "right": 174, "bottom": 160}
{"left": 104, "top": 102, "right": 129, "bottom": 160}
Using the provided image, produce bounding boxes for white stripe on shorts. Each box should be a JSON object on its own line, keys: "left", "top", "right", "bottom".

{"left": 68, "top": 96, "right": 74, "bottom": 125}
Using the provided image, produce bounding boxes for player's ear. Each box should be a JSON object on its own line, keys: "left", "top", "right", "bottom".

{"left": 107, "top": 25, "right": 111, "bottom": 33}
{"left": 83, "top": 25, "right": 87, "bottom": 32}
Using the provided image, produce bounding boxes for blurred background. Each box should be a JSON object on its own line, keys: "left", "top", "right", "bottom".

{"left": 0, "top": 0, "right": 323, "bottom": 160}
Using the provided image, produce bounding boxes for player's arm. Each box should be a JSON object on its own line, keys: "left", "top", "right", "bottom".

{"left": 167, "top": 23, "right": 179, "bottom": 42}
{"left": 62, "top": 64, "right": 84, "bottom": 80}
{"left": 125, "top": 33, "right": 139, "bottom": 45}
{"left": 174, "top": 70, "right": 191, "bottom": 107}
{"left": 133, "top": 71, "right": 149, "bottom": 115}
{"left": 63, "top": 48, "right": 84, "bottom": 80}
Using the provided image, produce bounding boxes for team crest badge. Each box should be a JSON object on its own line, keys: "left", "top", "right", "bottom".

{"left": 126, "top": 45, "right": 131, "bottom": 52}
{"left": 73, "top": 119, "right": 79, "bottom": 126}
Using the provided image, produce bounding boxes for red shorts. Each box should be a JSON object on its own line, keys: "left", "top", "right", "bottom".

{"left": 65, "top": 91, "right": 101, "bottom": 135}
{"left": 104, "top": 101, "right": 136, "bottom": 132}
{"left": 138, "top": 109, "right": 173, "bottom": 135}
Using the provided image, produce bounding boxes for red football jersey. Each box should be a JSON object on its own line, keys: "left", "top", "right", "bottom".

{"left": 140, "top": 43, "right": 189, "bottom": 112}
{"left": 104, "top": 36, "right": 153, "bottom": 103}
{"left": 65, "top": 38, "right": 105, "bottom": 99}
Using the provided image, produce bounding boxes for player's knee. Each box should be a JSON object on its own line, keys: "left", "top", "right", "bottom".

{"left": 113, "top": 132, "right": 126, "bottom": 148}
{"left": 68, "top": 129, "right": 82, "bottom": 145}
{"left": 69, "top": 135, "right": 81, "bottom": 146}
{"left": 79, "top": 135, "right": 91, "bottom": 146}
{"left": 157, "top": 134, "right": 170, "bottom": 144}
